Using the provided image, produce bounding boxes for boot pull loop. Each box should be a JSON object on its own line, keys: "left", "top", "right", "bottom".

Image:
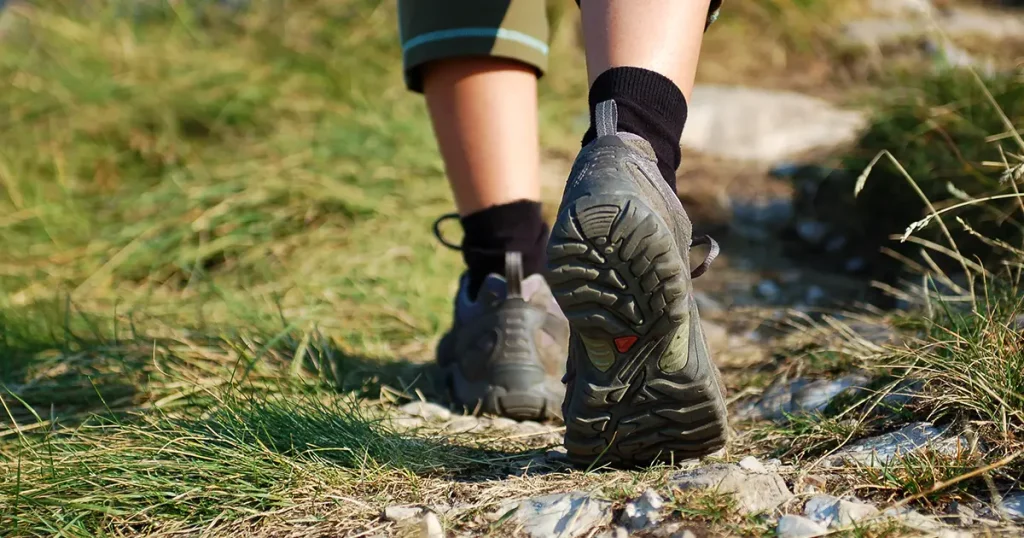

{"left": 505, "top": 251, "right": 524, "bottom": 299}
{"left": 595, "top": 99, "right": 618, "bottom": 138}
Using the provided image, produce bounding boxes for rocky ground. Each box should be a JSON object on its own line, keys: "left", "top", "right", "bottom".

{"left": 1, "top": 1, "right": 1021, "bottom": 537}
{"left": 366, "top": 2, "right": 1024, "bottom": 536}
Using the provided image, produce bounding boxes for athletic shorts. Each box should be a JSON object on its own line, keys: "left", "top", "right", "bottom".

{"left": 398, "top": 0, "right": 724, "bottom": 92}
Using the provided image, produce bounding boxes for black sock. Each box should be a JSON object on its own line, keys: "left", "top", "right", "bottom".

{"left": 581, "top": 67, "right": 689, "bottom": 192}
{"left": 460, "top": 200, "right": 548, "bottom": 299}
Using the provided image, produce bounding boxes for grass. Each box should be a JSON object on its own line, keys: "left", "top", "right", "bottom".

{"left": 791, "top": 69, "right": 1024, "bottom": 281}
{"left": 0, "top": 396, "right": 500, "bottom": 536}
{"left": 3, "top": 0, "right": 1024, "bottom": 535}
{"left": 0, "top": 1, "right": 855, "bottom": 534}
{"left": 747, "top": 109, "right": 1024, "bottom": 514}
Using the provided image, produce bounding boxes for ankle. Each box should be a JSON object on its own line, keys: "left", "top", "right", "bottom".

{"left": 460, "top": 200, "right": 548, "bottom": 299}
{"left": 581, "top": 67, "right": 688, "bottom": 192}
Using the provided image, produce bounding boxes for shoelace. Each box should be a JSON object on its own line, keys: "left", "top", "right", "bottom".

{"left": 690, "top": 234, "right": 720, "bottom": 279}
{"left": 433, "top": 213, "right": 467, "bottom": 252}
{"left": 432, "top": 212, "right": 719, "bottom": 279}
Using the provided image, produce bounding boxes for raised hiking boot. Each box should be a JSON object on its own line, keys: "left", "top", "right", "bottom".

{"left": 546, "top": 99, "right": 729, "bottom": 467}
{"left": 435, "top": 249, "right": 569, "bottom": 421}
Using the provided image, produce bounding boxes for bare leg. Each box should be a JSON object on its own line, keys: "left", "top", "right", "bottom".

{"left": 422, "top": 58, "right": 541, "bottom": 216}
{"left": 580, "top": 0, "right": 711, "bottom": 101}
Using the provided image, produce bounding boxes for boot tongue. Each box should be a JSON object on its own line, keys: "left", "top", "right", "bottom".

{"left": 467, "top": 251, "right": 527, "bottom": 308}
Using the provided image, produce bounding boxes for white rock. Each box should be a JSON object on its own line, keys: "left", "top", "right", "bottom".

{"left": 420, "top": 512, "right": 444, "bottom": 538}
{"left": 936, "top": 531, "right": 974, "bottom": 538}
{"left": 681, "top": 85, "right": 867, "bottom": 165}
{"left": 496, "top": 492, "right": 613, "bottom": 538}
{"left": 674, "top": 531, "right": 697, "bottom": 538}
{"left": 835, "top": 499, "right": 880, "bottom": 527}
{"left": 827, "top": 422, "right": 971, "bottom": 468}
{"left": 738, "top": 456, "right": 768, "bottom": 474}
{"left": 942, "top": 8, "right": 1024, "bottom": 41}
{"left": 805, "top": 286, "right": 827, "bottom": 306}
{"left": 757, "top": 280, "right": 782, "bottom": 302}
{"left": 883, "top": 507, "right": 945, "bottom": 533}
{"left": 738, "top": 375, "right": 870, "bottom": 421}
{"left": 392, "top": 416, "right": 426, "bottom": 430}
{"left": 870, "top": 0, "right": 935, "bottom": 16}
{"left": 490, "top": 417, "right": 518, "bottom": 430}
{"left": 516, "top": 421, "right": 547, "bottom": 434}
{"left": 999, "top": 491, "right": 1024, "bottom": 520}
{"left": 393, "top": 510, "right": 444, "bottom": 538}
{"left": 671, "top": 464, "right": 793, "bottom": 514}
{"left": 792, "top": 375, "right": 870, "bottom": 414}
{"left": 444, "top": 415, "right": 480, "bottom": 434}
{"left": 844, "top": 8, "right": 1024, "bottom": 49}
{"left": 384, "top": 505, "right": 424, "bottom": 522}
{"left": 399, "top": 401, "right": 451, "bottom": 421}
{"left": 805, "top": 494, "right": 882, "bottom": 528}
{"left": 620, "top": 489, "right": 665, "bottom": 531}
{"left": 777, "top": 514, "right": 828, "bottom": 538}
{"left": 842, "top": 19, "right": 920, "bottom": 48}
{"left": 804, "top": 494, "right": 841, "bottom": 525}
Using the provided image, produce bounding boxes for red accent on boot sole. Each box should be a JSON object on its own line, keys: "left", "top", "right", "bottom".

{"left": 613, "top": 335, "right": 639, "bottom": 353}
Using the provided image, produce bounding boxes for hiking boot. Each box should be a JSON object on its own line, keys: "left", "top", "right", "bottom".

{"left": 436, "top": 250, "right": 569, "bottom": 421}
{"left": 546, "top": 99, "right": 729, "bottom": 467}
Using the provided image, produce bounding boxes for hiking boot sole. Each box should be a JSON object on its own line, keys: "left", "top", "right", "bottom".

{"left": 547, "top": 192, "right": 728, "bottom": 467}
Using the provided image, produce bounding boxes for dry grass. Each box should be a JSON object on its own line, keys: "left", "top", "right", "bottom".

{"left": 4, "top": 0, "right": 1024, "bottom": 535}
{"left": 737, "top": 74, "right": 1024, "bottom": 515}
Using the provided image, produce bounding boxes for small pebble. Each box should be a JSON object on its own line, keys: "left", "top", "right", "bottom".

{"left": 777, "top": 514, "right": 828, "bottom": 538}
{"left": 738, "top": 456, "right": 768, "bottom": 474}
{"left": 392, "top": 416, "right": 425, "bottom": 430}
{"left": 384, "top": 505, "right": 423, "bottom": 522}
{"left": 421, "top": 512, "right": 444, "bottom": 538}
{"left": 399, "top": 401, "right": 451, "bottom": 421}
{"left": 489, "top": 417, "right": 518, "bottom": 430}
{"left": 620, "top": 488, "right": 665, "bottom": 530}
{"left": 515, "top": 421, "right": 546, "bottom": 434}
{"left": 796, "top": 220, "right": 829, "bottom": 245}
{"left": 444, "top": 415, "right": 480, "bottom": 434}
{"left": 756, "top": 280, "right": 782, "bottom": 301}
{"left": 805, "top": 285, "right": 826, "bottom": 305}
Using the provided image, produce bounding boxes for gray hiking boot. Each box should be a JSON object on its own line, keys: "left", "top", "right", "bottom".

{"left": 436, "top": 251, "right": 569, "bottom": 421}
{"left": 546, "top": 100, "right": 729, "bottom": 467}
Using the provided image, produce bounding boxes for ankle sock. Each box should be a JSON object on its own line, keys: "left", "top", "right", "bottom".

{"left": 460, "top": 200, "right": 548, "bottom": 299}
{"left": 581, "top": 67, "right": 689, "bottom": 192}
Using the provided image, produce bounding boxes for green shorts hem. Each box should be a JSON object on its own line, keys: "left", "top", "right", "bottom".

{"left": 402, "top": 31, "right": 550, "bottom": 93}
{"left": 398, "top": 0, "right": 550, "bottom": 93}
